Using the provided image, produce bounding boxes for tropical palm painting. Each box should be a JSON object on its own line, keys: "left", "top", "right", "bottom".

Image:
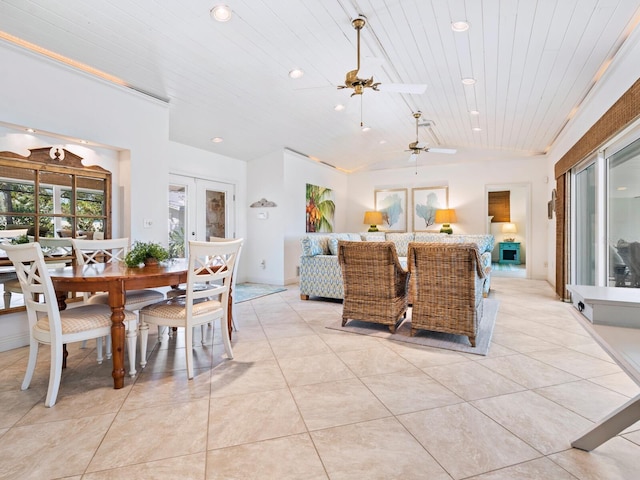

{"left": 306, "top": 183, "right": 335, "bottom": 232}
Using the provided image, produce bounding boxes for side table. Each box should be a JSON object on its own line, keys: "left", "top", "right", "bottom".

{"left": 499, "top": 242, "right": 520, "bottom": 264}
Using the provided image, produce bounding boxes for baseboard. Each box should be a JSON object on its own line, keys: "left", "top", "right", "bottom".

{"left": 0, "top": 331, "right": 29, "bottom": 353}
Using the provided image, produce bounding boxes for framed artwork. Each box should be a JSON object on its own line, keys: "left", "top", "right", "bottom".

{"left": 305, "top": 183, "right": 335, "bottom": 232}
{"left": 374, "top": 188, "right": 407, "bottom": 232}
{"left": 411, "top": 186, "right": 448, "bottom": 231}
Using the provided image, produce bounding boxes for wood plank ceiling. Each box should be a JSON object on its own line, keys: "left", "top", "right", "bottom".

{"left": 0, "top": 0, "right": 639, "bottom": 172}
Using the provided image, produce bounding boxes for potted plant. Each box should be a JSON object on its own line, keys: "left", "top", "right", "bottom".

{"left": 124, "top": 241, "right": 170, "bottom": 267}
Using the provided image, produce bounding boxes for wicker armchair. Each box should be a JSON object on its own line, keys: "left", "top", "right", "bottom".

{"left": 337, "top": 240, "right": 409, "bottom": 333}
{"left": 408, "top": 242, "right": 487, "bottom": 347}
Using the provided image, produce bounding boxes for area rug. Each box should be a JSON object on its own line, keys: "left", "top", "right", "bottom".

{"left": 326, "top": 298, "right": 499, "bottom": 356}
{"left": 235, "top": 283, "right": 287, "bottom": 303}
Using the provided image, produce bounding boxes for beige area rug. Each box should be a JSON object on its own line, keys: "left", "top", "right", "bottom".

{"left": 326, "top": 298, "right": 499, "bottom": 356}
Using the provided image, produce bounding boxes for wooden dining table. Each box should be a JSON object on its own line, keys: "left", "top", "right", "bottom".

{"left": 50, "top": 259, "right": 234, "bottom": 389}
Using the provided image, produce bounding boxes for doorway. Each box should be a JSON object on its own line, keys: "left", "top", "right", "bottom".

{"left": 168, "top": 174, "right": 235, "bottom": 257}
{"left": 485, "top": 183, "right": 531, "bottom": 279}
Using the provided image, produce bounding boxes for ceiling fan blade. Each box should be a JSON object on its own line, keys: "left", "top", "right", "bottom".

{"left": 377, "top": 83, "right": 427, "bottom": 94}
{"left": 428, "top": 148, "right": 457, "bottom": 154}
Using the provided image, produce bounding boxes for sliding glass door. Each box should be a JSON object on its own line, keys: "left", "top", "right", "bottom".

{"left": 608, "top": 137, "right": 640, "bottom": 287}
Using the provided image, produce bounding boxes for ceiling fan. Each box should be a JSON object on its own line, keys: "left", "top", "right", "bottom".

{"left": 337, "top": 17, "right": 427, "bottom": 97}
{"left": 407, "top": 112, "right": 457, "bottom": 161}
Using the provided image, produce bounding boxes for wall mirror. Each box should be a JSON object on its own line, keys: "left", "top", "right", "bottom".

{"left": 0, "top": 147, "right": 112, "bottom": 314}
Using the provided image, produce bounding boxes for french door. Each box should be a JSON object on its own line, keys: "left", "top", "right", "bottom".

{"left": 168, "top": 174, "right": 235, "bottom": 258}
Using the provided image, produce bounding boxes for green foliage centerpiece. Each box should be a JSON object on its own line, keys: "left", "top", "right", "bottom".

{"left": 125, "top": 241, "right": 170, "bottom": 267}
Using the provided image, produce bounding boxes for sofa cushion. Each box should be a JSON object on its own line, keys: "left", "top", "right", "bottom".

{"left": 413, "top": 232, "right": 449, "bottom": 243}
{"left": 413, "top": 232, "right": 494, "bottom": 253}
{"left": 385, "top": 232, "right": 415, "bottom": 257}
{"left": 301, "top": 235, "right": 331, "bottom": 256}
{"left": 328, "top": 234, "right": 361, "bottom": 255}
{"left": 360, "top": 232, "right": 386, "bottom": 242}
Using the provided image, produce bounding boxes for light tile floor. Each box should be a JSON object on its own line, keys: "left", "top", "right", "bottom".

{"left": 1, "top": 277, "right": 640, "bottom": 479}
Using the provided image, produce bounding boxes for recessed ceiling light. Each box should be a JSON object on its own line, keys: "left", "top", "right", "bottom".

{"left": 469, "top": 110, "right": 480, "bottom": 115}
{"left": 451, "top": 21, "right": 470, "bottom": 32}
{"left": 462, "top": 78, "right": 476, "bottom": 85}
{"left": 288, "top": 68, "right": 304, "bottom": 79}
{"left": 210, "top": 5, "right": 232, "bottom": 22}
{"left": 472, "top": 127, "right": 482, "bottom": 132}
{"left": 25, "top": 128, "right": 36, "bottom": 133}
{"left": 617, "top": 186, "right": 628, "bottom": 191}
{"left": 334, "top": 104, "right": 345, "bottom": 111}
{"left": 361, "top": 126, "right": 371, "bottom": 132}
{"left": 211, "top": 137, "right": 224, "bottom": 143}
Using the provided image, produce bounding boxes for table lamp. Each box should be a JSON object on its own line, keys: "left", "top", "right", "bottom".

{"left": 435, "top": 208, "right": 457, "bottom": 234}
{"left": 502, "top": 223, "right": 517, "bottom": 242}
{"left": 363, "top": 211, "right": 383, "bottom": 232}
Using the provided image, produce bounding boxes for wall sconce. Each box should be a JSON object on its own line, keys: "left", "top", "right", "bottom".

{"left": 435, "top": 209, "right": 457, "bottom": 234}
{"left": 502, "top": 223, "right": 517, "bottom": 242}
{"left": 363, "top": 211, "right": 383, "bottom": 232}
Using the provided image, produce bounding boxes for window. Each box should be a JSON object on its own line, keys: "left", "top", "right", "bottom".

{"left": 608, "top": 137, "right": 640, "bottom": 287}
{"left": 488, "top": 191, "right": 510, "bottom": 222}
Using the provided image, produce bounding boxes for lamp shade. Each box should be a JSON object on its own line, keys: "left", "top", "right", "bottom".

{"left": 434, "top": 209, "right": 457, "bottom": 224}
{"left": 363, "top": 211, "right": 383, "bottom": 225}
{"left": 502, "top": 223, "right": 517, "bottom": 234}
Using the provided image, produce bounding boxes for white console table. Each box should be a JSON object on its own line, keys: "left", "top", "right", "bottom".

{"left": 566, "top": 285, "right": 640, "bottom": 451}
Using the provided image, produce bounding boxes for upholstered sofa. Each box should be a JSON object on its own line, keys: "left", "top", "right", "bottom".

{"left": 299, "top": 231, "right": 494, "bottom": 300}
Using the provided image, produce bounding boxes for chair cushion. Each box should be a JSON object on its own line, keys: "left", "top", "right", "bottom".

{"left": 141, "top": 297, "right": 223, "bottom": 321}
{"left": 87, "top": 289, "right": 164, "bottom": 309}
{"left": 36, "top": 304, "right": 136, "bottom": 334}
{"left": 166, "top": 283, "right": 218, "bottom": 299}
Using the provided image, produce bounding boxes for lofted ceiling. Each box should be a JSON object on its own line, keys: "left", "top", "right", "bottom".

{"left": 1, "top": 0, "right": 639, "bottom": 173}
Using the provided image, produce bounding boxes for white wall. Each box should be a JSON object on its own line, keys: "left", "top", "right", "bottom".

{"left": 283, "top": 150, "right": 348, "bottom": 284}
{"left": 166, "top": 141, "right": 248, "bottom": 280}
{"left": 347, "top": 158, "right": 549, "bottom": 280}
{"left": 245, "top": 150, "right": 285, "bottom": 285}
{"left": 245, "top": 148, "right": 348, "bottom": 286}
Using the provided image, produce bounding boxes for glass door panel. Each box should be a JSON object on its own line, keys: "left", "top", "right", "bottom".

{"left": 168, "top": 182, "right": 187, "bottom": 258}
{"left": 608, "top": 137, "right": 640, "bottom": 287}
{"left": 575, "top": 163, "right": 596, "bottom": 285}
{"left": 205, "top": 189, "right": 226, "bottom": 239}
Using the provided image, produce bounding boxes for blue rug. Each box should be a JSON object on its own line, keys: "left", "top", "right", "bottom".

{"left": 327, "top": 298, "right": 499, "bottom": 356}
{"left": 235, "top": 283, "right": 287, "bottom": 303}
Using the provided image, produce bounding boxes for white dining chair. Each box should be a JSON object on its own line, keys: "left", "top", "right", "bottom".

{"left": 4, "top": 242, "right": 137, "bottom": 407}
{"left": 209, "top": 236, "right": 243, "bottom": 332}
{"left": 72, "top": 237, "right": 165, "bottom": 376}
{"left": 139, "top": 239, "right": 242, "bottom": 379}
